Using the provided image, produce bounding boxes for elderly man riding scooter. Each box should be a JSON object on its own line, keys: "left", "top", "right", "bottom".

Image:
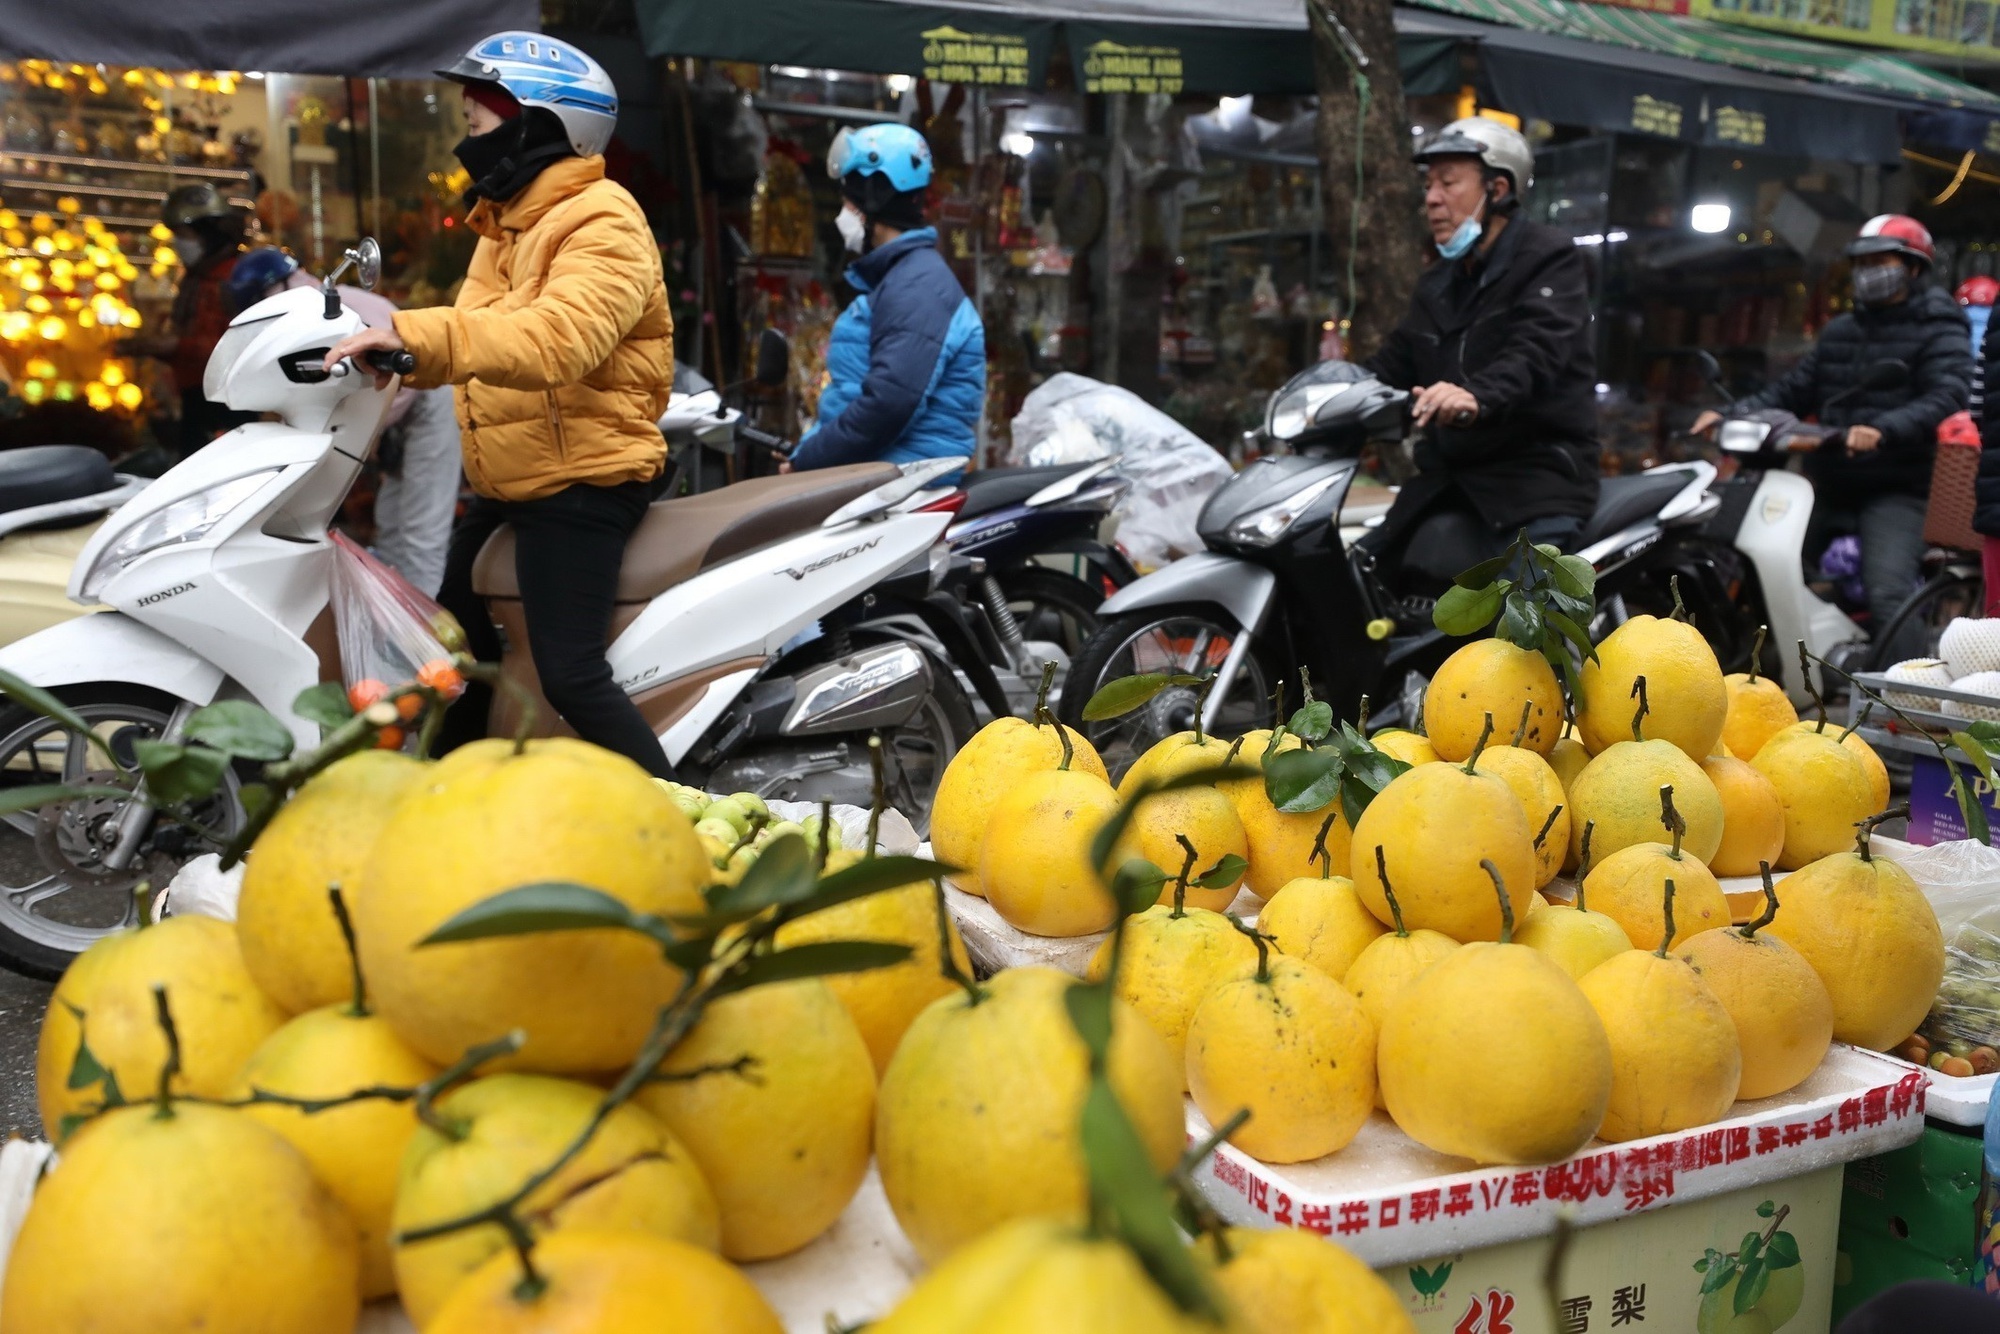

{"left": 323, "top": 32, "right": 677, "bottom": 778}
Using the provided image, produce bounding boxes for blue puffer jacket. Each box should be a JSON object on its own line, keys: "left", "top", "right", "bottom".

{"left": 792, "top": 228, "right": 985, "bottom": 472}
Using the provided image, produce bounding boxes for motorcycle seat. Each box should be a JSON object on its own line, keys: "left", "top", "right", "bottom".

{"left": 1577, "top": 472, "right": 1690, "bottom": 548}
{"left": 956, "top": 463, "right": 1093, "bottom": 520}
{"left": 472, "top": 462, "right": 899, "bottom": 603}
{"left": 0, "top": 446, "right": 116, "bottom": 515}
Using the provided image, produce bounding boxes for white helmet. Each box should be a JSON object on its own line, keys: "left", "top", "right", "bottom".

{"left": 1414, "top": 117, "right": 1534, "bottom": 197}
{"left": 439, "top": 32, "right": 619, "bottom": 159}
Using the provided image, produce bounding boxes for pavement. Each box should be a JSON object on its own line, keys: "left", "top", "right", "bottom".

{"left": 0, "top": 969, "right": 46, "bottom": 1140}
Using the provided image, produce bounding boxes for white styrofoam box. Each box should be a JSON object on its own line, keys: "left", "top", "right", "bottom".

{"left": 1941, "top": 616, "right": 2000, "bottom": 680}
{"left": 356, "top": 1167, "right": 918, "bottom": 1334}
{"left": 154, "top": 852, "right": 243, "bottom": 922}
{"left": 1884, "top": 657, "right": 1956, "bottom": 710}
{"left": 1875, "top": 1049, "right": 1997, "bottom": 1127}
{"left": 946, "top": 878, "right": 1264, "bottom": 979}
{"left": 1193, "top": 1045, "right": 1923, "bottom": 1268}
{"left": 1943, "top": 670, "right": 2000, "bottom": 722}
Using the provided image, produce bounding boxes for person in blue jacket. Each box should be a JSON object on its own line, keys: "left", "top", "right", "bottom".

{"left": 788, "top": 123, "right": 984, "bottom": 474}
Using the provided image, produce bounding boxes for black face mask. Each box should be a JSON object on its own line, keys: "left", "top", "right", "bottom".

{"left": 452, "top": 120, "right": 527, "bottom": 192}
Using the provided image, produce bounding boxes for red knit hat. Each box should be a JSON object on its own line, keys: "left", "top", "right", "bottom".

{"left": 463, "top": 82, "right": 521, "bottom": 121}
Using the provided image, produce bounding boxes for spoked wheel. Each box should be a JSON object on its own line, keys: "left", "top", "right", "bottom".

{"left": 1058, "top": 609, "right": 1278, "bottom": 783}
{"left": 999, "top": 566, "right": 1104, "bottom": 669}
{"left": 0, "top": 686, "right": 244, "bottom": 979}
{"left": 1865, "top": 568, "right": 1984, "bottom": 671}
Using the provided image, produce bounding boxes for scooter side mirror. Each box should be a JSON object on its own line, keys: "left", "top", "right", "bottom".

{"left": 754, "top": 328, "right": 790, "bottom": 387}
{"left": 350, "top": 238, "right": 382, "bottom": 292}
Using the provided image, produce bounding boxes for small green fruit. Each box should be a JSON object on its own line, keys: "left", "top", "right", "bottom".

{"left": 694, "top": 817, "right": 740, "bottom": 846}
{"left": 702, "top": 798, "right": 752, "bottom": 836}
{"left": 764, "top": 821, "right": 806, "bottom": 843}
{"left": 730, "top": 792, "right": 771, "bottom": 820}
{"left": 1756, "top": 1260, "right": 1804, "bottom": 1329}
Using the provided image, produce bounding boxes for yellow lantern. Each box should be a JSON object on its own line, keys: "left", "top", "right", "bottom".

{"left": 55, "top": 197, "right": 79, "bottom": 216}
{"left": 24, "top": 296, "right": 50, "bottom": 314}
{"left": 29, "top": 214, "right": 51, "bottom": 234}
{"left": 0, "top": 313, "right": 29, "bottom": 341}
{"left": 0, "top": 209, "right": 16, "bottom": 229}
{"left": 19, "top": 274, "right": 42, "bottom": 293}
{"left": 119, "top": 308, "right": 141, "bottom": 329}
{"left": 114, "top": 382, "right": 143, "bottom": 410}
{"left": 30, "top": 238, "right": 53, "bottom": 258}
{"left": 37, "top": 316, "right": 66, "bottom": 342}
{"left": 51, "top": 382, "right": 75, "bottom": 403}
{"left": 101, "top": 362, "right": 125, "bottom": 387}
{"left": 24, "top": 358, "right": 55, "bottom": 379}
{"left": 94, "top": 273, "right": 120, "bottom": 292}
{"left": 84, "top": 382, "right": 112, "bottom": 410}
{"left": 20, "top": 381, "right": 44, "bottom": 405}
{"left": 149, "top": 223, "right": 172, "bottom": 242}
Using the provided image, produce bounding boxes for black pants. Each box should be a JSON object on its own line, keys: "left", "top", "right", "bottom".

{"left": 434, "top": 479, "right": 672, "bottom": 778}
{"left": 1362, "top": 482, "right": 1586, "bottom": 595}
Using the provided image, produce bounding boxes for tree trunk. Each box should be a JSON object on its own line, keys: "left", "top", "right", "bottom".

{"left": 1311, "top": 0, "right": 1426, "bottom": 362}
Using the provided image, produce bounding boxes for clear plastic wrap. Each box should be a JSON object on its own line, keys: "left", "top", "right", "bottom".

{"left": 1007, "top": 373, "right": 1232, "bottom": 571}
{"left": 327, "top": 532, "right": 464, "bottom": 739}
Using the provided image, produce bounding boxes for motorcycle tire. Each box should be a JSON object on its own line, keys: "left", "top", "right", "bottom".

{"left": 996, "top": 565, "right": 1104, "bottom": 665}
{"left": 1865, "top": 569, "right": 1985, "bottom": 671}
{"left": 0, "top": 683, "right": 246, "bottom": 980}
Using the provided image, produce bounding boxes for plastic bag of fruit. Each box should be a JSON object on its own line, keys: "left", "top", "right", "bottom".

{"left": 326, "top": 532, "right": 465, "bottom": 731}
{"left": 1913, "top": 920, "right": 2000, "bottom": 1076}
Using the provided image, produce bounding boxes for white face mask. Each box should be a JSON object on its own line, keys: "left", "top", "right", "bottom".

{"left": 171, "top": 236, "right": 207, "bottom": 267}
{"left": 836, "top": 206, "right": 867, "bottom": 254}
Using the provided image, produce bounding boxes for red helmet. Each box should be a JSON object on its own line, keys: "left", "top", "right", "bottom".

{"left": 1958, "top": 275, "right": 2000, "bottom": 307}
{"left": 1847, "top": 214, "right": 1935, "bottom": 269}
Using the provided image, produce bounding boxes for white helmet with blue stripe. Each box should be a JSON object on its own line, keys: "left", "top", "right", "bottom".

{"left": 440, "top": 31, "right": 619, "bottom": 158}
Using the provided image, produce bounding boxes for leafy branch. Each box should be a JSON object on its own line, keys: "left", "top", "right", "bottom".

{"left": 1432, "top": 532, "right": 1598, "bottom": 706}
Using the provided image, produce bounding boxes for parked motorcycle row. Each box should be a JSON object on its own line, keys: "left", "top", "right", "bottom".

{"left": 0, "top": 238, "right": 1969, "bottom": 977}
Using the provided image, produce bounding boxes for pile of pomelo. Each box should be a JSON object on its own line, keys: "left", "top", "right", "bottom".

{"left": 6, "top": 726, "right": 1416, "bottom": 1333}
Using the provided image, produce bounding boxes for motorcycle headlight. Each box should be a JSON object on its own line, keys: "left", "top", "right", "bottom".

{"left": 79, "top": 470, "right": 281, "bottom": 601}
{"left": 1224, "top": 473, "right": 1346, "bottom": 547}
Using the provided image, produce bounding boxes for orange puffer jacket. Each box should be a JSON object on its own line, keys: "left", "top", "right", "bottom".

{"left": 393, "top": 156, "right": 673, "bottom": 502}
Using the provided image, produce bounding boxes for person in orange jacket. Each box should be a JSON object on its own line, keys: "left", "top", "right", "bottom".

{"left": 325, "top": 32, "right": 674, "bottom": 776}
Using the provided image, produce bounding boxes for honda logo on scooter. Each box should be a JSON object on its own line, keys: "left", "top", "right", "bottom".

{"left": 136, "top": 582, "right": 195, "bottom": 606}
{"left": 777, "top": 537, "right": 880, "bottom": 581}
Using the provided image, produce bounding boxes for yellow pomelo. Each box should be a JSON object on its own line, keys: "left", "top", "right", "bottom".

{"left": 1677, "top": 907, "right": 1833, "bottom": 1100}
{"left": 1476, "top": 742, "right": 1570, "bottom": 888}
{"left": 1568, "top": 739, "right": 1725, "bottom": 866}
{"left": 1379, "top": 927, "right": 1612, "bottom": 1164}
{"left": 776, "top": 881, "right": 971, "bottom": 1075}
{"left": 1426, "top": 640, "right": 1562, "bottom": 760}
{"left": 1512, "top": 901, "right": 1633, "bottom": 981}
{"left": 392, "top": 1073, "right": 720, "bottom": 1328}
{"left": 1258, "top": 875, "right": 1385, "bottom": 983}
{"left": 1584, "top": 839, "right": 1732, "bottom": 951}
{"left": 36, "top": 914, "right": 284, "bottom": 1141}
{"left": 1701, "top": 755, "right": 1786, "bottom": 879}
{"left": 1749, "top": 728, "right": 1878, "bottom": 870}
{"left": 875, "top": 966, "right": 1181, "bottom": 1265}
{"left": 1086, "top": 904, "right": 1257, "bottom": 1087}
{"left": 1548, "top": 735, "right": 1590, "bottom": 793}
{"left": 932, "top": 715, "right": 1106, "bottom": 897}
{"left": 1351, "top": 758, "right": 1536, "bottom": 943}
{"left": 1578, "top": 619, "right": 1727, "bottom": 759}
{"left": 1778, "top": 720, "right": 1890, "bottom": 810}
{"left": 1221, "top": 732, "right": 1347, "bottom": 897}
{"left": 1187, "top": 953, "right": 1376, "bottom": 1163}
{"left": 871, "top": 1216, "right": 1225, "bottom": 1334}
{"left": 1578, "top": 925, "right": 1742, "bottom": 1142}
{"left": 1722, "top": 670, "right": 1798, "bottom": 763}
{"left": 1111, "top": 785, "right": 1249, "bottom": 912}
{"left": 236, "top": 750, "right": 422, "bottom": 1014}
{"left": 1344, "top": 925, "right": 1459, "bottom": 1030}
{"left": 0, "top": 1103, "right": 358, "bottom": 1334}
{"left": 232, "top": 1005, "right": 440, "bottom": 1298}
{"left": 428, "top": 1230, "right": 783, "bottom": 1334}
{"left": 1208, "top": 1227, "right": 1418, "bottom": 1334}
{"left": 982, "top": 767, "right": 1121, "bottom": 936}
{"left": 1767, "top": 845, "right": 1946, "bottom": 1050}
{"left": 353, "top": 738, "right": 706, "bottom": 1072}
{"left": 1370, "top": 730, "right": 1438, "bottom": 767}
{"left": 637, "top": 979, "right": 874, "bottom": 1261}
{"left": 1117, "top": 730, "right": 1234, "bottom": 795}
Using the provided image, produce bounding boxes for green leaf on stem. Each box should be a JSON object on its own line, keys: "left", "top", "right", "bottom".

{"left": 708, "top": 834, "right": 815, "bottom": 914}
{"left": 66, "top": 1031, "right": 107, "bottom": 1090}
{"left": 1699, "top": 1255, "right": 1739, "bottom": 1294}
{"left": 1110, "top": 859, "right": 1168, "bottom": 917}
{"left": 0, "top": 665, "right": 101, "bottom": 744}
{"left": 1497, "top": 592, "right": 1545, "bottom": 652}
{"left": 417, "top": 881, "right": 650, "bottom": 945}
{"left": 1263, "top": 748, "right": 1344, "bottom": 814}
{"left": 1734, "top": 1259, "right": 1769, "bottom": 1313}
{"left": 1754, "top": 1200, "right": 1776, "bottom": 1218}
{"left": 1765, "top": 1231, "right": 1800, "bottom": 1269}
{"left": 1192, "top": 853, "right": 1249, "bottom": 891}
{"left": 1287, "top": 700, "right": 1334, "bottom": 743}
{"left": 1453, "top": 551, "right": 1515, "bottom": 591}
{"left": 1064, "top": 975, "right": 1115, "bottom": 1053}
{"left": 1433, "top": 581, "right": 1508, "bottom": 636}
{"left": 1550, "top": 553, "right": 1596, "bottom": 600}
{"left": 0, "top": 783, "right": 118, "bottom": 818}
{"left": 183, "top": 700, "right": 296, "bottom": 762}
{"left": 1081, "top": 673, "right": 1205, "bottom": 722}
{"left": 788, "top": 855, "right": 958, "bottom": 921}
{"left": 1953, "top": 730, "right": 1998, "bottom": 791}
{"left": 1953, "top": 771, "right": 1992, "bottom": 845}
{"left": 1545, "top": 608, "right": 1597, "bottom": 663}
{"left": 292, "top": 681, "right": 355, "bottom": 729}
{"left": 721, "top": 940, "right": 912, "bottom": 993}
{"left": 132, "top": 740, "right": 229, "bottom": 808}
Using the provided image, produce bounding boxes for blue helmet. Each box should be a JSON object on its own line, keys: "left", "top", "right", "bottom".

{"left": 225, "top": 246, "right": 299, "bottom": 312}
{"left": 829, "top": 123, "right": 933, "bottom": 193}
{"left": 440, "top": 31, "right": 618, "bottom": 158}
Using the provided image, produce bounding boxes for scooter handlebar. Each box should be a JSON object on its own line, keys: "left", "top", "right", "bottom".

{"left": 740, "top": 424, "right": 792, "bottom": 456}
{"left": 365, "top": 349, "right": 417, "bottom": 376}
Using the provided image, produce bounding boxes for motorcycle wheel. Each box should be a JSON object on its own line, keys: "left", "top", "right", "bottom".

{"left": 1058, "top": 609, "right": 1278, "bottom": 784}
{"left": 1866, "top": 569, "right": 1985, "bottom": 671}
{"left": 885, "top": 653, "right": 977, "bottom": 838}
{"left": 0, "top": 685, "right": 244, "bottom": 980}
{"left": 999, "top": 565, "right": 1104, "bottom": 664}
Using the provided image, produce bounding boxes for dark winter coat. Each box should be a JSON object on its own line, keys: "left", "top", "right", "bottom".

{"left": 1736, "top": 284, "right": 1970, "bottom": 508}
{"left": 1365, "top": 216, "right": 1601, "bottom": 540}
{"left": 1975, "top": 311, "right": 2000, "bottom": 537}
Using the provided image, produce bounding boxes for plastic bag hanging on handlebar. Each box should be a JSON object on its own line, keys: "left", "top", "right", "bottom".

{"left": 326, "top": 531, "right": 465, "bottom": 727}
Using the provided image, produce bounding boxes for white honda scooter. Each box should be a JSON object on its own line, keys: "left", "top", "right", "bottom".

{"left": 0, "top": 241, "right": 974, "bottom": 978}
